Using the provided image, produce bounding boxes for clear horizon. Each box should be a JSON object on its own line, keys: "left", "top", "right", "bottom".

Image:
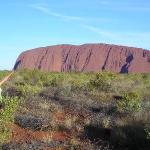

{"left": 0, "top": 0, "right": 150, "bottom": 70}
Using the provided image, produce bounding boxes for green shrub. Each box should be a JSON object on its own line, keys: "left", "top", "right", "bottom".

{"left": 17, "top": 69, "right": 47, "bottom": 86}
{"left": 0, "top": 71, "right": 11, "bottom": 80}
{"left": 0, "top": 96, "right": 19, "bottom": 143}
{"left": 145, "top": 127, "right": 150, "bottom": 140}
{"left": 17, "top": 84, "right": 41, "bottom": 97}
{"left": 117, "top": 92, "right": 141, "bottom": 113}
{"left": 89, "top": 73, "right": 115, "bottom": 92}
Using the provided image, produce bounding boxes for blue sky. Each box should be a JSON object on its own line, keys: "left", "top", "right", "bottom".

{"left": 0, "top": 0, "right": 150, "bottom": 70}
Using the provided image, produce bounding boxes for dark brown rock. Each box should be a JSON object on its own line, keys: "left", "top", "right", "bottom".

{"left": 14, "top": 43, "right": 150, "bottom": 73}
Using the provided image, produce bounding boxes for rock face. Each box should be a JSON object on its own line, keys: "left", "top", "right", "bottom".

{"left": 14, "top": 44, "right": 150, "bottom": 73}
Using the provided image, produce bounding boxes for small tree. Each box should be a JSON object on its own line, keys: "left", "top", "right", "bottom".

{"left": 117, "top": 92, "right": 141, "bottom": 113}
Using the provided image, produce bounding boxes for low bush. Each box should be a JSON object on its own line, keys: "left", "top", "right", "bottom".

{"left": 145, "top": 127, "right": 150, "bottom": 140}
{"left": 17, "top": 84, "right": 42, "bottom": 97}
{"left": 89, "top": 73, "right": 116, "bottom": 92}
{"left": 116, "top": 92, "right": 141, "bottom": 113}
{"left": 0, "top": 96, "right": 19, "bottom": 143}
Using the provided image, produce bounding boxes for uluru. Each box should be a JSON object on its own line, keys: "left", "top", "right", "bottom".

{"left": 14, "top": 43, "right": 150, "bottom": 73}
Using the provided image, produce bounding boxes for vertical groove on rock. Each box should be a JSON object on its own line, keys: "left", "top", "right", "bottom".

{"left": 81, "top": 48, "right": 93, "bottom": 71}
{"left": 38, "top": 48, "right": 48, "bottom": 70}
{"left": 74, "top": 47, "right": 81, "bottom": 71}
{"left": 61, "top": 46, "right": 72, "bottom": 71}
{"left": 102, "top": 47, "right": 112, "bottom": 70}
{"left": 44, "top": 48, "right": 50, "bottom": 70}
{"left": 48, "top": 52, "right": 54, "bottom": 71}
{"left": 120, "top": 54, "right": 134, "bottom": 73}
{"left": 35, "top": 50, "right": 43, "bottom": 69}
{"left": 118, "top": 48, "right": 123, "bottom": 67}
